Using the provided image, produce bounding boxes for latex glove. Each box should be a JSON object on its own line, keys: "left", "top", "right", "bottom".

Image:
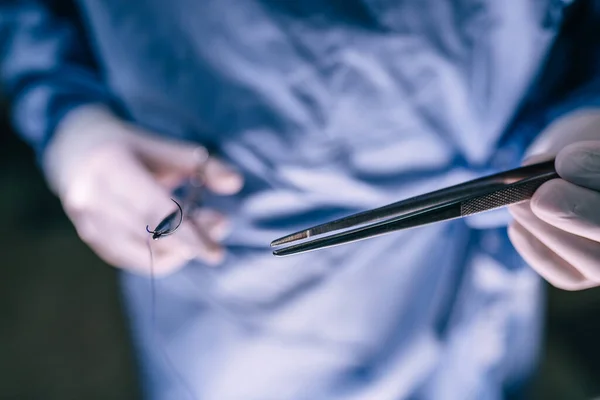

{"left": 43, "top": 104, "right": 243, "bottom": 276}
{"left": 508, "top": 110, "right": 600, "bottom": 291}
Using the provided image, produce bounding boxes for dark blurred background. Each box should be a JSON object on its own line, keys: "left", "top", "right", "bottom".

{"left": 1, "top": 101, "right": 600, "bottom": 399}
{"left": 0, "top": 104, "right": 140, "bottom": 399}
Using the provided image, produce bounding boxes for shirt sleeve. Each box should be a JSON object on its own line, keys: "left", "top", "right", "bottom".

{"left": 0, "top": 0, "right": 119, "bottom": 159}
{"left": 507, "top": 0, "right": 600, "bottom": 155}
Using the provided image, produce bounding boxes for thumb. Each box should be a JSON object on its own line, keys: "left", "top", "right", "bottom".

{"left": 556, "top": 140, "right": 600, "bottom": 191}
{"left": 127, "top": 127, "right": 204, "bottom": 175}
{"left": 127, "top": 127, "right": 244, "bottom": 195}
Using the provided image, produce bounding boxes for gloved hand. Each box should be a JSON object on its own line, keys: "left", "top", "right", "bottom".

{"left": 43, "top": 104, "right": 243, "bottom": 276}
{"left": 508, "top": 110, "right": 600, "bottom": 290}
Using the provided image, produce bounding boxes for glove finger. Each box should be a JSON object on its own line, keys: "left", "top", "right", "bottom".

{"left": 144, "top": 237, "right": 198, "bottom": 276}
{"left": 100, "top": 168, "right": 226, "bottom": 267}
{"left": 66, "top": 187, "right": 194, "bottom": 276}
{"left": 175, "top": 220, "right": 225, "bottom": 266}
{"left": 100, "top": 152, "right": 186, "bottom": 229}
{"left": 192, "top": 208, "right": 231, "bottom": 241}
{"left": 137, "top": 205, "right": 226, "bottom": 267}
{"left": 138, "top": 211, "right": 224, "bottom": 268}
{"left": 522, "top": 153, "right": 555, "bottom": 166}
{"left": 530, "top": 179, "right": 600, "bottom": 243}
{"left": 130, "top": 131, "right": 243, "bottom": 195}
{"left": 61, "top": 146, "right": 173, "bottom": 226}
{"left": 145, "top": 220, "right": 226, "bottom": 274}
{"left": 556, "top": 141, "right": 600, "bottom": 191}
{"left": 511, "top": 202, "right": 600, "bottom": 281}
{"left": 508, "top": 221, "right": 594, "bottom": 291}
{"left": 131, "top": 134, "right": 244, "bottom": 195}
{"left": 79, "top": 221, "right": 159, "bottom": 273}
{"left": 202, "top": 156, "right": 244, "bottom": 195}
{"left": 74, "top": 212, "right": 194, "bottom": 275}
{"left": 128, "top": 128, "right": 205, "bottom": 176}
{"left": 155, "top": 171, "right": 191, "bottom": 191}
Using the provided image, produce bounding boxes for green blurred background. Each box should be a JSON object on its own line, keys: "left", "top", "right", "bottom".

{"left": 1, "top": 104, "right": 600, "bottom": 399}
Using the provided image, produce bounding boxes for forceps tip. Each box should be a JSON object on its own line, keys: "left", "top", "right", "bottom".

{"left": 270, "top": 231, "right": 310, "bottom": 247}
{"left": 272, "top": 245, "right": 305, "bottom": 257}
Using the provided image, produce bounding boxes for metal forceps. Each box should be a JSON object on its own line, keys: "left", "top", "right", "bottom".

{"left": 270, "top": 159, "right": 559, "bottom": 257}
{"left": 147, "top": 146, "right": 218, "bottom": 251}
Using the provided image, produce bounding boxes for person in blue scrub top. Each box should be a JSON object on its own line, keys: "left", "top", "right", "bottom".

{"left": 3, "top": 1, "right": 600, "bottom": 398}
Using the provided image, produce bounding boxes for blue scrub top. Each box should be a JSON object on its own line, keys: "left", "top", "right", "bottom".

{"left": 3, "top": 0, "right": 600, "bottom": 398}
